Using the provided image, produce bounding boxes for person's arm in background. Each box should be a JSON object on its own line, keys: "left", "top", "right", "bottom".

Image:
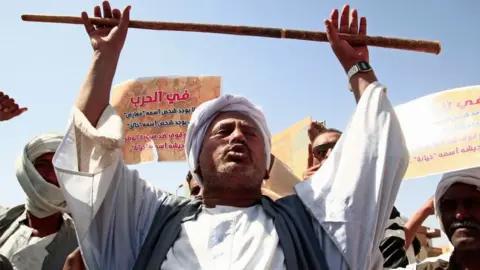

{"left": 0, "top": 92, "right": 27, "bottom": 122}
{"left": 53, "top": 2, "right": 166, "bottom": 269}
{"left": 404, "top": 197, "right": 435, "bottom": 250}
{"left": 296, "top": 5, "right": 409, "bottom": 269}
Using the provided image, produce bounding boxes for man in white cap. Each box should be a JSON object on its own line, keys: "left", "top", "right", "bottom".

{"left": 53, "top": 2, "right": 409, "bottom": 269}
{"left": 0, "top": 133, "right": 78, "bottom": 269}
{"left": 397, "top": 167, "right": 480, "bottom": 270}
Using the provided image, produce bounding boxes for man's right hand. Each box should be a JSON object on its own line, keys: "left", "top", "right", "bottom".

{"left": 76, "top": 1, "right": 131, "bottom": 126}
{"left": 0, "top": 92, "right": 27, "bottom": 122}
{"left": 81, "top": 1, "right": 131, "bottom": 56}
{"left": 303, "top": 164, "right": 321, "bottom": 180}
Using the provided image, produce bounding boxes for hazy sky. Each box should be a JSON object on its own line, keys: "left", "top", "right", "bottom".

{"left": 1, "top": 1, "right": 478, "bottom": 246}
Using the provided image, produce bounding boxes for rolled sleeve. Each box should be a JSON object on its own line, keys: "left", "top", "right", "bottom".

{"left": 53, "top": 106, "right": 166, "bottom": 270}
{"left": 296, "top": 82, "right": 409, "bottom": 270}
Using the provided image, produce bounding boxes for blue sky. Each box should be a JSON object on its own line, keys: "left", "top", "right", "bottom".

{"left": 1, "top": 1, "right": 478, "bottom": 246}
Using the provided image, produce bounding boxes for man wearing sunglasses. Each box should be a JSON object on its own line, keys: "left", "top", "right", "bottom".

{"left": 0, "top": 133, "right": 78, "bottom": 269}
{"left": 303, "top": 122, "right": 342, "bottom": 180}
{"left": 303, "top": 122, "right": 426, "bottom": 268}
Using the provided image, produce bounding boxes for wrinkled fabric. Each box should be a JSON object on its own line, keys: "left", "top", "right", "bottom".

{"left": 15, "top": 133, "right": 67, "bottom": 218}
{"left": 185, "top": 95, "right": 271, "bottom": 186}
{"left": 53, "top": 81, "right": 407, "bottom": 270}
{"left": 295, "top": 81, "right": 409, "bottom": 269}
{"left": 434, "top": 167, "right": 480, "bottom": 232}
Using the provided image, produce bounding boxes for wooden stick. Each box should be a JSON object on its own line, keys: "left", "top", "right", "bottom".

{"left": 21, "top": 14, "right": 441, "bottom": 55}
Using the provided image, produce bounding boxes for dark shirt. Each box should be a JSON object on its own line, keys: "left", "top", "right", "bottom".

{"left": 0, "top": 254, "right": 13, "bottom": 270}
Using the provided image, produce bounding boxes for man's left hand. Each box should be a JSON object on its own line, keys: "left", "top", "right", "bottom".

{"left": 0, "top": 92, "right": 28, "bottom": 122}
{"left": 325, "top": 5, "right": 369, "bottom": 73}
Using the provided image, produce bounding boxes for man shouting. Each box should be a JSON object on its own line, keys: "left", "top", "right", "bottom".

{"left": 53, "top": 2, "right": 409, "bottom": 269}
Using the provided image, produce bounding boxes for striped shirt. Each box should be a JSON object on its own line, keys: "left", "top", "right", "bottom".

{"left": 380, "top": 206, "right": 421, "bottom": 268}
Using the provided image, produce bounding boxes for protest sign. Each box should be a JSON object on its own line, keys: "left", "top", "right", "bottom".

{"left": 271, "top": 116, "right": 313, "bottom": 179}
{"left": 111, "top": 76, "right": 221, "bottom": 165}
{"left": 262, "top": 154, "right": 301, "bottom": 200}
{"left": 395, "top": 85, "right": 480, "bottom": 179}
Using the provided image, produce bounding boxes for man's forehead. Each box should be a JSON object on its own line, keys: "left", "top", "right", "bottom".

{"left": 443, "top": 182, "right": 480, "bottom": 199}
{"left": 209, "top": 111, "right": 259, "bottom": 129}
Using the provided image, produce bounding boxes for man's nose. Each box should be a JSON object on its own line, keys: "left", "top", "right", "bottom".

{"left": 229, "top": 127, "right": 246, "bottom": 143}
{"left": 455, "top": 203, "right": 471, "bottom": 221}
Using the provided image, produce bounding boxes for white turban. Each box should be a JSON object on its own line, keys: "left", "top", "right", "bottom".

{"left": 185, "top": 95, "right": 271, "bottom": 186}
{"left": 14, "top": 133, "right": 68, "bottom": 218}
{"left": 434, "top": 167, "right": 480, "bottom": 233}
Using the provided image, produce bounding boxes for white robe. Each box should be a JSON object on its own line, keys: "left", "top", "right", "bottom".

{"left": 53, "top": 82, "right": 408, "bottom": 270}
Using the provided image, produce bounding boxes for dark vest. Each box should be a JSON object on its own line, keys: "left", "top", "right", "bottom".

{"left": 133, "top": 195, "right": 329, "bottom": 270}
{"left": 0, "top": 205, "right": 78, "bottom": 270}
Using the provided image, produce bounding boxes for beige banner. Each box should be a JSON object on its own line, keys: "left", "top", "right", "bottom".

{"left": 271, "top": 116, "right": 312, "bottom": 179}
{"left": 111, "top": 76, "right": 221, "bottom": 165}
{"left": 262, "top": 155, "right": 302, "bottom": 200}
{"left": 396, "top": 85, "right": 480, "bottom": 179}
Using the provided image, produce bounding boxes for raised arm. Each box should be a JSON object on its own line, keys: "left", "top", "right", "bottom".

{"left": 76, "top": 2, "right": 130, "bottom": 125}
{"left": 325, "top": 5, "right": 377, "bottom": 102}
{"left": 53, "top": 3, "right": 169, "bottom": 269}
{"left": 403, "top": 197, "right": 434, "bottom": 250}
{"left": 295, "top": 5, "right": 409, "bottom": 269}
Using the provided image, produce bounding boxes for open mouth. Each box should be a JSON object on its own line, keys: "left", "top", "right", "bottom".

{"left": 225, "top": 144, "right": 250, "bottom": 162}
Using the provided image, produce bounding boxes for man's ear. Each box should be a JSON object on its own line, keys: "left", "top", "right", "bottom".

{"left": 265, "top": 154, "right": 275, "bottom": 180}
{"left": 269, "top": 154, "right": 276, "bottom": 172}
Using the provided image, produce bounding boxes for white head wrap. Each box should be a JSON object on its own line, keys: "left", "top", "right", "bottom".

{"left": 14, "top": 133, "right": 68, "bottom": 218}
{"left": 185, "top": 95, "right": 271, "bottom": 186}
{"left": 434, "top": 167, "right": 480, "bottom": 234}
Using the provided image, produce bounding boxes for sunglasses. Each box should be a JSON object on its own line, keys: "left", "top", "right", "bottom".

{"left": 312, "top": 142, "right": 336, "bottom": 157}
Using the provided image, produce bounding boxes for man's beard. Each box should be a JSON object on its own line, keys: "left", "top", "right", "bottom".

{"left": 202, "top": 161, "right": 263, "bottom": 193}
{"left": 200, "top": 142, "right": 265, "bottom": 193}
{"left": 449, "top": 220, "right": 480, "bottom": 250}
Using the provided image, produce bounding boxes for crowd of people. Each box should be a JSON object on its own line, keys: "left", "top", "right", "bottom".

{"left": 1, "top": 1, "right": 479, "bottom": 270}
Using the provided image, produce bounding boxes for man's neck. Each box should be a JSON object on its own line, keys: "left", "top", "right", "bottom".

{"left": 203, "top": 197, "right": 261, "bottom": 208}
{"left": 452, "top": 250, "right": 480, "bottom": 270}
{"left": 26, "top": 211, "right": 63, "bottom": 237}
{"left": 202, "top": 189, "right": 262, "bottom": 208}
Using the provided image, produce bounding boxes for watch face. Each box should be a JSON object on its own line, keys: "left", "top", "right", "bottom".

{"left": 358, "top": 61, "right": 371, "bottom": 71}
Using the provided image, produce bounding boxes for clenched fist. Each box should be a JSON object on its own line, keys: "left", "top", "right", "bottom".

{"left": 0, "top": 92, "right": 27, "bottom": 122}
